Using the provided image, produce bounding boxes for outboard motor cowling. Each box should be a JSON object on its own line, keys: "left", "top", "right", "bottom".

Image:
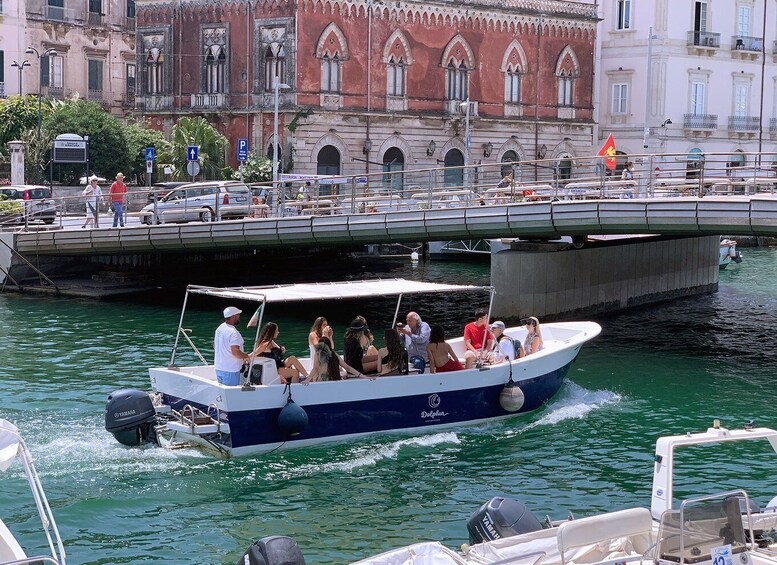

{"left": 105, "top": 389, "right": 157, "bottom": 446}
{"left": 237, "top": 536, "right": 306, "bottom": 565}
{"left": 467, "top": 497, "right": 543, "bottom": 545}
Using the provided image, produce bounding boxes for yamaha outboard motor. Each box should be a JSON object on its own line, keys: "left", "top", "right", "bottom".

{"left": 467, "top": 497, "right": 543, "bottom": 545}
{"left": 237, "top": 536, "right": 306, "bottom": 565}
{"left": 105, "top": 389, "right": 157, "bottom": 446}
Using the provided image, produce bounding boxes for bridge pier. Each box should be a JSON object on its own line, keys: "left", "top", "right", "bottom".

{"left": 491, "top": 235, "right": 720, "bottom": 321}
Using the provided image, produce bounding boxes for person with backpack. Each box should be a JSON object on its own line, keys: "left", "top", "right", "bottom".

{"left": 490, "top": 321, "right": 524, "bottom": 362}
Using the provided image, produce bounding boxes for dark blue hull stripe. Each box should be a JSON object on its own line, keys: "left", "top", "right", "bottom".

{"left": 165, "top": 364, "right": 570, "bottom": 451}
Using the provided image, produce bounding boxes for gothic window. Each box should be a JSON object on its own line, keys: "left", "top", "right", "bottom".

{"left": 315, "top": 23, "right": 349, "bottom": 95}
{"left": 555, "top": 47, "right": 579, "bottom": 108}
{"left": 321, "top": 54, "right": 340, "bottom": 92}
{"left": 505, "top": 64, "right": 521, "bottom": 104}
{"left": 558, "top": 71, "right": 574, "bottom": 106}
{"left": 264, "top": 44, "right": 285, "bottom": 91}
{"left": 205, "top": 45, "right": 226, "bottom": 93}
{"left": 387, "top": 56, "right": 405, "bottom": 97}
{"left": 145, "top": 47, "right": 164, "bottom": 94}
{"left": 441, "top": 35, "right": 474, "bottom": 102}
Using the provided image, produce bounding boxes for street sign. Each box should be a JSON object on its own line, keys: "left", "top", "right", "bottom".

{"left": 237, "top": 138, "right": 249, "bottom": 162}
{"left": 53, "top": 134, "right": 87, "bottom": 163}
{"left": 145, "top": 147, "right": 155, "bottom": 161}
{"left": 186, "top": 161, "right": 201, "bottom": 177}
{"left": 187, "top": 146, "right": 199, "bottom": 161}
{"left": 146, "top": 160, "right": 154, "bottom": 174}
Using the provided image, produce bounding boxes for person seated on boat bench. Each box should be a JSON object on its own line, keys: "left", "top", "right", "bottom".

{"left": 214, "top": 306, "right": 253, "bottom": 386}
{"left": 397, "top": 311, "right": 430, "bottom": 371}
{"left": 344, "top": 318, "right": 379, "bottom": 375}
{"left": 427, "top": 326, "right": 464, "bottom": 373}
{"left": 308, "top": 337, "right": 363, "bottom": 381}
{"left": 463, "top": 309, "right": 494, "bottom": 369}
{"left": 308, "top": 316, "right": 334, "bottom": 357}
{"left": 523, "top": 316, "right": 544, "bottom": 355}
{"left": 253, "top": 322, "right": 309, "bottom": 384}
{"left": 377, "top": 328, "right": 409, "bottom": 376}
{"left": 490, "top": 321, "right": 524, "bottom": 362}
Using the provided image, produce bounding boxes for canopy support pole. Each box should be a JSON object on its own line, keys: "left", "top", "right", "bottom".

{"left": 169, "top": 288, "right": 191, "bottom": 368}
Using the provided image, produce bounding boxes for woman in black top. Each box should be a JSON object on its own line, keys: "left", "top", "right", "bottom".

{"left": 343, "top": 318, "right": 379, "bottom": 374}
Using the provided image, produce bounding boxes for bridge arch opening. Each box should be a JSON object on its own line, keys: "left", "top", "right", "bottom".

{"left": 444, "top": 148, "right": 464, "bottom": 187}
{"left": 382, "top": 147, "right": 405, "bottom": 193}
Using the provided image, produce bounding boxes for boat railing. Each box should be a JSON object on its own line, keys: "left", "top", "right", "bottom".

{"left": 3, "top": 557, "right": 61, "bottom": 565}
{"left": 176, "top": 328, "right": 207, "bottom": 365}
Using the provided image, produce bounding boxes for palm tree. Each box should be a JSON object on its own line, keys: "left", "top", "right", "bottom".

{"left": 161, "top": 116, "right": 229, "bottom": 180}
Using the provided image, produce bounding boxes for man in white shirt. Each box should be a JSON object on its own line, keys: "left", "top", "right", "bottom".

{"left": 490, "top": 321, "right": 522, "bottom": 362}
{"left": 214, "top": 306, "right": 251, "bottom": 385}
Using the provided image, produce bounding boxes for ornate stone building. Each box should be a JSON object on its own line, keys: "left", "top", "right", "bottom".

{"left": 136, "top": 0, "right": 598, "bottom": 178}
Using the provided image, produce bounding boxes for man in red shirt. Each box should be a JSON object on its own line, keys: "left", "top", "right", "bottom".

{"left": 463, "top": 309, "right": 494, "bottom": 369}
{"left": 109, "top": 172, "right": 127, "bottom": 227}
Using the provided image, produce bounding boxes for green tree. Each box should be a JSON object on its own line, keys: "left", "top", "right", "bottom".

{"left": 232, "top": 152, "right": 272, "bottom": 183}
{"left": 160, "top": 116, "right": 229, "bottom": 180}
{"left": 124, "top": 118, "right": 170, "bottom": 184}
{"left": 43, "top": 100, "right": 131, "bottom": 183}
{"left": 0, "top": 95, "right": 52, "bottom": 147}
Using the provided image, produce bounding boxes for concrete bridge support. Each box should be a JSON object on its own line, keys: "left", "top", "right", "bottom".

{"left": 491, "top": 235, "right": 720, "bottom": 321}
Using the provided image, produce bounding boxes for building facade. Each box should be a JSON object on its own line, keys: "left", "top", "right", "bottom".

{"left": 597, "top": 0, "right": 777, "bottom": 174}
{"left": 0, "top": 1, "right": 27, "bottom": 98}
{"left": 136, "top": 0, "right": 598, "bottom": 179}
{"left": 20, "top": 0, "right": 137, "bottom": 113}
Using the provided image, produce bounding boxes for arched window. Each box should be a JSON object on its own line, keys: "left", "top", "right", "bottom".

{"left": 382, "top": 147, "right": 405, "bottom": 192}
{"left": 316, "top": 24, "right": 348, "bottom": 95}
{"left": 727, "top": 150, "right": 746, "bottom": 176}
{"left": 321, "top": 54, "right": 340, "bottom": 92}
{"left": 387, "top": 56, "right": 405, "bottom": 97}
{"left": 145, "top": 48, "right": 164, "bottom": 94}
{"left": 267, "top": 143, "right": 282, "bottom": 167}
{"left": 501, "top": 150, "right": 518, "bottom": 178}
{"left": 442, "top": 35, "right": 473, "bottom": 102}
{"left": 444, "top": 148, "right": 465, "bottom": 187}
{"left": 505, "top": 64, "right": 521, "bottom": 104}
{"left": 264, "top": 44, "right": 285, "bottom": 91}
{"left": 205, "top": 45, "right": 226, "bottom": 93}
{"left": 557, "top": 156, "right": 573, "bottom": 181}
{"left": 317, "top": 145, "right": 341, "bottom": 196}
{"left": 558, "top": 70, "right": 574, "bottom": 106}
{"left": 555, "top": 47, "right": 579, "bottom": 108}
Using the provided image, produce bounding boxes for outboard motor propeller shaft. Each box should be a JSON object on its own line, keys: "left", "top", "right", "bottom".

{"left": 105, "top": 389, "right": 157, "bottom": 446}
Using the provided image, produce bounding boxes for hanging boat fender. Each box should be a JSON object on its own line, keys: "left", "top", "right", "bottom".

{"left": 499, "top": 361, "right": 525, "bottom": 413}
{"left": 729, "top": 245, "right": 738, "bottom": 259}
{"left": 278, "top": 384, "right": 308, "bottom": 437}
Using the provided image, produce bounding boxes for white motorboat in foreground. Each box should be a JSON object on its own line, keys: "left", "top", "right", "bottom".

{"left": 0, "top": 419, "right": 66, "bottom": 565}
{"left": 347, "top": 422, "right": 777, "bottom": 565}
{"left": 104, "top": 279, "right": 601, "bottom": 457}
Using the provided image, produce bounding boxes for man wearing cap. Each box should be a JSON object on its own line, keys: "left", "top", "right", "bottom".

{"left": 490, "top": 321, "right": 522, "bottom": 362}
{"left": 109, "top": 172, "right": 127, "bottom": 228}
{"left": 214, "top": 306, "right": 252, "bottom": 386}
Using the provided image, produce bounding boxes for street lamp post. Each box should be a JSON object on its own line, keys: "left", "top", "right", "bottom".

{"left": 459, "top": 98, "right": 471, "bottom": 189}
{"left": 272, "top": 79, "right": 291, "bottom": 216}
{"left": 10, "top": 60, "right": 30, "bottom": 96}
{"left": 26, "top": 47, "right": 58, "bottom": 141}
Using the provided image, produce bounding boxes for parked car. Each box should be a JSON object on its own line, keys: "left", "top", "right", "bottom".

{"left": 146, "top": 182, "right": 188, "bottom": 205}
{"left": 140, "top": 181, "right": 251, "bottom": 224}
{"left": 0, "top": 185, "right": 57, "bottom": 224}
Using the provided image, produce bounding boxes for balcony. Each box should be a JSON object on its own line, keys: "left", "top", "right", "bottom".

{"left": 43, "top": 86, "right": 65, "bottom": 99}
{"left": 687, "top": 31, "right": 720, "bottom": 55}
{"left": 123, "top": 16, "right": 136, "bottom": 31}
{"left": 122, "top": 92, "right": 135, "bottom": 109}
{"left": 445, "top": 99, "right": 479, "bottom": 116}
{"left": 191, "top": 93, "right": 226, "bottom": 109}
{"left": 728, "top": 116, "right": 759, "bottom": 132}
{"left": 684, "top": 113, "right": 718, "bottom": 133}
{"left": 139, "top": 95, "right": 172, "bottom": 111}
{"left": 731, "top": 35, "right": 763, "bottom": 59}
{"left": 45, "top": 4, "right": 71, "bottom": 22}
{"left": 87, "top": 11, "right": 103, "bottom": 26}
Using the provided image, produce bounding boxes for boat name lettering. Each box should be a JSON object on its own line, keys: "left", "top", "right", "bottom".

{"left": 421, "top": 410, "right": 448, "bottom": 419}
{"left": 115, "top": 410, "right": 136, "bottom": 417}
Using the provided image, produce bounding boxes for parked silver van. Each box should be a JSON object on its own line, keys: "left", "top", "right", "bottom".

{"left": 140, "top": 181, "right": 251, "bottom": 224}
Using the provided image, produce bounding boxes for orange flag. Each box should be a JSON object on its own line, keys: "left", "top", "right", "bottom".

{"left": 597, "top": 133, "right": 617, "bottom": 170}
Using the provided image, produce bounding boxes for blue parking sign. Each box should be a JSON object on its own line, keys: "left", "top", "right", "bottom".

{"left": 237, "top": 138, "right": 249, "bottom": 162}
{"left": 145, "top": 147, "right": 155, "bottom": 161}
{"left": 187, "top": 146, "right": 199, "bottom": 161}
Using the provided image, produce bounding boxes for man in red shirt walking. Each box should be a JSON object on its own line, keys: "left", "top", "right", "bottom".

{"left": 109, "top": 172, "right": 127, "bottom": 227}
{"left": 463, "top": 309, "right": 494, "bottom": 369}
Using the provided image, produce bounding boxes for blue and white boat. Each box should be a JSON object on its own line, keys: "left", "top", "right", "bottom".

{"left": 105, "top": 279, "right": 601, "bottom": 457}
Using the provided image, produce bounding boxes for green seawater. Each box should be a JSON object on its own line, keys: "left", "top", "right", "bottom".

{"left": 2, "top": 251, "right": 777, "bottom": 564}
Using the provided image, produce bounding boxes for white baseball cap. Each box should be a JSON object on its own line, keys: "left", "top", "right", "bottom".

{"left": 223, "top": 306, "right": 242, "bottom": 318}
{"left": 490, "top": 321, "right": 506, "bottom": 330}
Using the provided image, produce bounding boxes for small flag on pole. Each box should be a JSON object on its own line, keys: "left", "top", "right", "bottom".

{"left": 247, "top": 307, "right": 261, "bottom": 328}
{"left": 597, "top": 133, "right": 617, "bottom": 170}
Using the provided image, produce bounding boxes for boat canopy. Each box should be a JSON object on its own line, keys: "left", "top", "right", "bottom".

{"left": 187, "top": 279, "right": 491, "bottom": 304}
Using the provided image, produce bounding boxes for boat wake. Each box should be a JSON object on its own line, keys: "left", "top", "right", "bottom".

{"left": 525, "top": 381, "right": 622, "bottom": 431}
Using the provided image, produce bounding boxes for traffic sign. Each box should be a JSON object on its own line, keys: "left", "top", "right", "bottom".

{"left": 187, "top": 146, "right": 199, "bottom": 161}
{"left": 145, "top": 147, "right": 155, "bottom": 161}
{"left": 237, "top": 138, "right": 249, "bottom": 162}
{"left": 146, "top": 160, "right": 154, "bottom": 174}
{"left": 186, "top": 161, "right": 201, "bottom": 177}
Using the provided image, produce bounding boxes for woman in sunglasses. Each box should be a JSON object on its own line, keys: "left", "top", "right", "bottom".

{"left": 523, "top": 316, "right": 544, "bottom": 355}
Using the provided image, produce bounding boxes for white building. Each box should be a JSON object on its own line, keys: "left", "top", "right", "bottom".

{"left": 597, "top": 0, "right": 777, "bottom": 175}
{"left": 0, "top": 1, "right": 27, "bottom": 98}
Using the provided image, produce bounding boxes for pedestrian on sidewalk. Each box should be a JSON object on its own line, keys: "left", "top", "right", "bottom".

{"left": 81, "top": 176, "right": 104, "bottom": 229}
{"left": 109, "top": 172, "right": 127, "bottom": 227}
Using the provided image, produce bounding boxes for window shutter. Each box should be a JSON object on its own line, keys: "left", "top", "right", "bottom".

{"left": 40, "top": 55, "right": 50, "bottom": 87}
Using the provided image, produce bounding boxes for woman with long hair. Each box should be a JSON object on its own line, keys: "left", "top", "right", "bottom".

{"left": 308, "top": 316, "right": 333, "bottom": 355}
{"left": 253, "top": 322, "right": 309, "bottom": 384}
{"left": 523, "top": 316, "right": 544, "bottom": 355}
{"left": 343, "top": 317, "right": 379, "bottom": 374}
{"left": 308, "top": 337, "right": 362, "bottom": 381}
{"left": 377, "top": 328, "right": 408, "bottom": 376}
{"left": 426, "top": 325, "right": 464, "bottom": 373}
